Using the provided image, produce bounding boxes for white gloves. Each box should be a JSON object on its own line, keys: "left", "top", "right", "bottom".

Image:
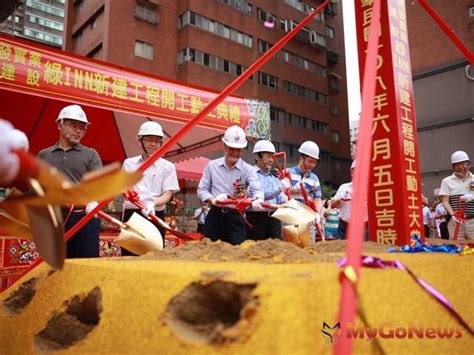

{"left": 212, "top": 193, "right": 228, "bottom": 205}
{"left": 251, "top": 198, "right": 264, "bottom": 211}
{"left": 460, "top": 194, "right": 473, "bottom": 202}
{"left": 279, "top": 178, "right": 291, "bottom": 193}
{"left": 86, "top": 201, "right": 99, "bottom": 216}
{"left": 142, "top": 201, "right": 156, "bottom": 216}
{"left": 314, "top": 213, "right": 321, "bottom": 225}
{"left": 280, "top": 194, "right": 289, "bottom": 203}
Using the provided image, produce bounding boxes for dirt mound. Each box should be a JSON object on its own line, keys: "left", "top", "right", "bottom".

{"left": 140, "top": 238, "right": 398, "bottom": 264}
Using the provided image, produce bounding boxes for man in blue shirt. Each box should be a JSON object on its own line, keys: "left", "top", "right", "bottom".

{"left": 246, "top": 140, "right": 287, "bottom": 240}
{"left": 197, "top": 126, "right": 264, "bottom": 245}
{"left": 284, "top": 141, "right": 322, "bottom": 243}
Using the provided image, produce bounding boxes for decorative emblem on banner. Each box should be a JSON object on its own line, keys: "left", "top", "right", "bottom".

{"left": 245, "top": 99, "right": 271, "bottom": 139}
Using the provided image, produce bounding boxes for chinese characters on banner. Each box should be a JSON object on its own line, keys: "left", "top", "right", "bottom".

{"left": 0, "top": 34, "right": 270, "bottom": 139}
{"left": 354, "top": 0, "right": 424, "bottom": 245}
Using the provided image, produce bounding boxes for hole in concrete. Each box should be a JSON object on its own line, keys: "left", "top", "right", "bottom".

{"left": 34, "top": 287, "right": 102, "bottom": 352}
{"left": 163, "top": 280, "right": 258, "bottom": 344}
{"left": 3, "top": 277, "right": 38, "bottom": 315}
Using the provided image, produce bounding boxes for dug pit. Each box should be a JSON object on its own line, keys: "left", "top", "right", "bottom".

{"left": 163, "top": 280, "right": 259, "bottom": 344}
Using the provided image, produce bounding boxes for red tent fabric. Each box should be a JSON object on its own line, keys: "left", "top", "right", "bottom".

{"left": 175, "top": 157, "right": 210, "bottom": 181}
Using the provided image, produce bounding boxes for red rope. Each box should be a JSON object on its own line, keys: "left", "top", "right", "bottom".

{"left": 334, "top": 0, "right": 382, "bottom": 354}
{"left": 418, "top": 0, "right": 474, "bottom": 64}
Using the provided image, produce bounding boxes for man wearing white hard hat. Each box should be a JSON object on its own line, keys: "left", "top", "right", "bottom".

{"left": 439, "top": 151, "right": 474, "bottom": 239}
{"left": 198, "top": 125, "right": 264, "bottom": 245}
{"left": 122, "top": 121, "right": 180, "bottom": 255}
{"left": 282, "top": 141, "right": 323, "bottom": 243}
{"left": 246, "top": 140, "right": 287, "bottom": 240}
{"left": 331, "top": 161, "right": 369, "bottom": 240}
{"left": 38, "top": 104, "right": 103, "bottom": 258}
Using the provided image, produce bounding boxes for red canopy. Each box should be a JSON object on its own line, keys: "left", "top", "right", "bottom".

{"left": 175, "top": 156, "right": 210, "bottom": 181}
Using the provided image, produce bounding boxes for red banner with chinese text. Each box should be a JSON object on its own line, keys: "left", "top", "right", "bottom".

{"left": 355, "top": 0, "right": 424, "bottom": 245}
{"left": 0, "top": 34, "right": 269, "bottom": 136}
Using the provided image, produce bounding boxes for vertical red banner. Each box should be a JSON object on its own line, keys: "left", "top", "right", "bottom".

{"left": 354, "top": 0, "right": 424, "bottom": 245}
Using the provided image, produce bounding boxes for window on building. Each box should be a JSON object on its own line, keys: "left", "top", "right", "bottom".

{"left": 217, "top": 0, "right": 253, "bottom": 15}
{"left": 179, "top": 11, "right": 252, "bottom": 48}
{"left": 257, "top": 8, "right": 276, "bottom": 25}
{"left": 73, "top": 31, "right": 83, "bottom": 47}
{"left": 135, "top": 2, "right": 159, "bottom": 24}
{"left": 90, "top": 18, "right": 96, "bottom": 29}
{"left": 135, "top": 40, "right": 154, "bottom": 60}
{"left": 331, "top": 131, "right": 340, "bottom": 143}
{"left": 325, "top": 25, "right": 335, "bottom": 38}
{"left": 329, "top": 104, "right": 339, "bottom": 116}
{"left": 259, "top": 72, "right": 279, "bottom": 89}
{"left": 75, "top": 0, "right": 84, "bottom": 13}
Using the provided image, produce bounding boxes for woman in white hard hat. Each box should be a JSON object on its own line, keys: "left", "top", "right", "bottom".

{"left": 38, "top": 104, "right": 103, "bottom": 258}
{"left": 197, "top": 125, "right": 264, "bottom": 245}
{"left": 283, "top": 141, "right": 323, "bottom": 243}
{"left": 246, "top": 140, "right": 287, "bottom": 240}
{"left": 438, "top": 150, "right": 474, "bottom": 239}
{"left": 122, "top": 120, "right": 180, "bottom": 255}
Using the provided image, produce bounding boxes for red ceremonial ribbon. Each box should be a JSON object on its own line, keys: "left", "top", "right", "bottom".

{"left": 334, "top": 0, "right": 382, "bottom": 354}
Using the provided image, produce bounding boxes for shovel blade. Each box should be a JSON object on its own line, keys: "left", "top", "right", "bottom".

{"left": 271, "top": 199, "right": 317, "bottom": 225}
{"left": 26, "top": 205, "right": 65, "bottom": 269}
{"left": 0, "top": 194, "right": 32, "bottom": 237}
{"left": 283, "top": 224, "right": 311, "bottom": 248}
{"left": 116, "top": 212, "right": 163, "bottom": 255}
{"left": 8, "top": 163, "right": 142, "bottom": 206}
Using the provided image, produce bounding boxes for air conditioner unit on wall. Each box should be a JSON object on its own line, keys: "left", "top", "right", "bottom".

{"left": 310, "top": 31, "right": 326, "bottom": 50}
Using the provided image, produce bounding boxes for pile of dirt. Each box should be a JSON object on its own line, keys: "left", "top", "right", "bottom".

{"left": 142, "top": 239, "right": 395, "bottom": 264}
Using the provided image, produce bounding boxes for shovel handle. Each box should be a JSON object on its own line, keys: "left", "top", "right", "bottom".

{"left": 97, "top": 210, "right": 125, "bottom": 228}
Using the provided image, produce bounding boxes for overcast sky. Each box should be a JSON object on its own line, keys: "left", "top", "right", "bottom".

{"left": 342, "top": 1, "right": 361, "bottom": 124}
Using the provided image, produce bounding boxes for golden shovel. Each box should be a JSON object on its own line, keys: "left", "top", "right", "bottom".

{"left": 0, "top": 189, "right": 65, "bottom": 269}
{"left": 97, "top": 211, "right": 163, "bottom": 255}
{"left": 282, "top": 223, "right": 311, "bottom": 248}
{"left": 8, "top": 160, "right": 142, "bottom": 206}
{"left": 270, "top": 199, "right": 317, "bottom": 225}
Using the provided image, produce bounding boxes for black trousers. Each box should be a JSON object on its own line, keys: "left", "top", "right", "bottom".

{"left": 439, "top": 221, "right": 449, "bottom": 240}
{"left": 246, "top": 211, "right": 281, "bottom": 240}
{"left": 205, "top": 207, "right": 246, "bottom": 245}
{"left": 197, "top": 223, "right": 206, "bottom": 234}
{"left": 121, "top": 209, "right": 165, "bottom": 256}
{"left": 63, "top": 212, "right": 100, "bottom": 258}
{"left": 424, "top": 224, "right": 430, "bottom": 239}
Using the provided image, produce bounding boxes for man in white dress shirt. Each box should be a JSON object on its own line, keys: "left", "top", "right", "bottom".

{"left": 197, "top": 125, "right": 264, "bottom": 245}
{"left": 122, "top": 121, "right": 180, "bottom": 254}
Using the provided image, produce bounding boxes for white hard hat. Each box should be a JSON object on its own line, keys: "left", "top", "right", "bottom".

{"left": 11, "top": 129, "right": 29, "bottom": 151}
{"left": 222, "top": 125, "right": 247, "bottom": 148}
{"left": 451, "top": 151, "right": 470, "bottom": 164}
{"left": 253, "top": 140, "right": 275, "bottom": 154}
{"left": 138, "top": 121, "right": 164, "bottom": 137}
{"left": 298, "top": 141, "right": 320, "bottom": 160}
{"left": 351, "top": 161, "right": 356, "bottom": 169}
{"left": 56, "top": 104, "right": 89, "bottom": 124}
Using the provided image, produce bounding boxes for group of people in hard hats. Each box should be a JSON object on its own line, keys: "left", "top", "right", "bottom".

{"left": 1, "top": 103, "right": 472, "bottom": 258}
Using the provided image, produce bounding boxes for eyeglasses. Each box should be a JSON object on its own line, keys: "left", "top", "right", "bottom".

{"left": 141, "top": 137, "right": 162, "bottom": 144}
{"left": 63, "top": 121, "right": 87, "bottom": 132}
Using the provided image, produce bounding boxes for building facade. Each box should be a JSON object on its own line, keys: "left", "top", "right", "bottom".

{"left": 406, "top": 0, "right": 474, "bottom": 198}
{"left": 1, "top": 0, "right": 65, "bottom": 48}
{"left": 64, "top": 0, "right": 351, "bottom": 187}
